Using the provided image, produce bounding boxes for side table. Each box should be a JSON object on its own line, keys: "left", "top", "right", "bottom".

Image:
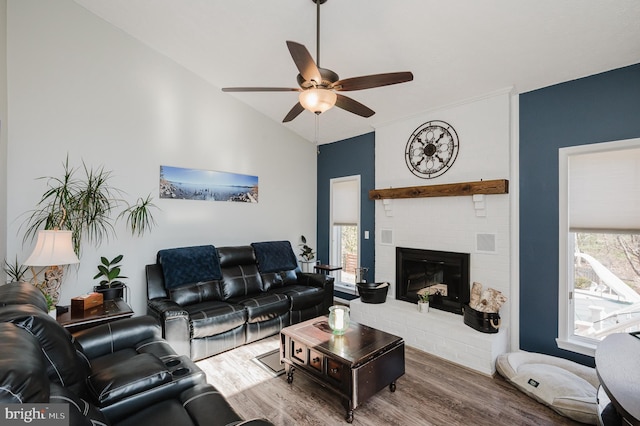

{"left": 57, "top": 298, "right": 134, "bottom": 333}
{"left": 314, "top": 264, "right": 342, "bottom": 275}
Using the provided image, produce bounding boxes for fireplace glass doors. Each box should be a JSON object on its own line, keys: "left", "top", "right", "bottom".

{"left": 396, "top": 247, "right": 470, "bottom": 315}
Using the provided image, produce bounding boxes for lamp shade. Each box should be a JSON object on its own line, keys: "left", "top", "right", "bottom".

{"left": 299, "top": 88, "right": 337, "bottom": 114}
{"left": 23, "top": 230, "right": 80, "bottom": 266}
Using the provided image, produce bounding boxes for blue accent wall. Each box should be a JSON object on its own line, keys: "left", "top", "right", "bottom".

{"left": 317, "top": 132, "right": 375, "bottom": 283}
{"left": 519, "top": 63, "right": 640, "bottom": 365}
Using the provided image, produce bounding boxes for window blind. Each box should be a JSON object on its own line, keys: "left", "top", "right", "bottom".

{"left": 332, "top": 179, "right": 359, "bottom": 225}
{"left": 569, "top": 147, "right": 640, "bottom": 233}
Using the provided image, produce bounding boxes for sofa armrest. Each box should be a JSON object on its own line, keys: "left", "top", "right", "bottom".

{"left": 148, "top": 298, "right": 189, "bottom": 320}
{"left": 88, "top": 353, "right": 172, "bottom": 406}
{"left": 147, "top": 298, "right": 191, "bottom": 358}
{"left": 296, "top": 272, "right": 335, "bottom": 313}
{"left": 73, "top": 316, "right": 162, "bottom": 360}
{"left": 296, "top": 272, "right": 332, "bottom": 288}
{"left": 181, "top": 384, "right": 275, "bottom": 426}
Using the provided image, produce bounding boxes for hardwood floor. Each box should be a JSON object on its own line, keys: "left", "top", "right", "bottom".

{"left": 196, "top": 336, "right": 581, "bottom": 425}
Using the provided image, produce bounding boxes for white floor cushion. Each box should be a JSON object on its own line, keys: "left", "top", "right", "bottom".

{"left": 496, "top": 351, "right": 599, "bottom": 424}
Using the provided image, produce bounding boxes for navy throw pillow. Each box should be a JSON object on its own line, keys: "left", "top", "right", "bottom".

{"left": 157, "top": 245, "right": 222, "bottom": 289}
{"left": 251, "top": 241, "right": 298, "bottom": 273}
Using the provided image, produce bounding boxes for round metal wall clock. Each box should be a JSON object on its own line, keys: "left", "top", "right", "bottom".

{"left": 404, "top": 120, "right": 459, "bottom": 179}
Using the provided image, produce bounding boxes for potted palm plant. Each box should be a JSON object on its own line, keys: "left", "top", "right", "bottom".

{"left": 22, "top": 156, "right": 158, "bottom": 256}
{"left": 20, "top": 156, "right": 157, "bottom": 301}
{"left": 93, "top": 255, "right": 127, "bottom": 300}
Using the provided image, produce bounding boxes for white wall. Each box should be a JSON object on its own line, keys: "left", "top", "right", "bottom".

{"left": 373, "top": 89, "right": 513, "bottom": 335}
{"left": 5, "top": 0, "right": 317, "bottom": 314}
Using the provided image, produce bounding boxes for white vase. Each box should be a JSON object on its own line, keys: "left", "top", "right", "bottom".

{"left": 49, "top": 308, "right": 57, "bottom": 319}
{"left": 418, "top": 301, "right": 429, "bottom": 313}
{"left": 300, "top": 261, "right": 313, "bottom": 273}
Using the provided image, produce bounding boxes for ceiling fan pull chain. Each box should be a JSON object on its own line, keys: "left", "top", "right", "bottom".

{"left": 315, "top": 113, "right": 320, "bottom": 148}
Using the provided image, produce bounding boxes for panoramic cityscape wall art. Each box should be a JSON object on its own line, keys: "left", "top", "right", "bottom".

{"left": 159, "top": 165, "right": 259, "bottom": 203}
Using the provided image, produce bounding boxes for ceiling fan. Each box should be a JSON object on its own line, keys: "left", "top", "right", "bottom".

{"left": 222, "top": 0, "right": 413, "bottom": 123}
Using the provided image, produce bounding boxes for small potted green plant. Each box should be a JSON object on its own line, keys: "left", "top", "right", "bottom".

{"left": 298, "top": 235, "right": 316, "bottom": 273}
{"left": 93, "top": 254, "right": 127, "bottom": 300}
{"left": 3, "top": 257, "right": 29, "bottom": 284}
{"left": 43, "top": 292, "right": 57, "bottom": 317}
{"left": 417, "top": 291, "right": 430, "bottom": 313}
{"left": 4, "top": 257, "right": 56, "bottom": 315}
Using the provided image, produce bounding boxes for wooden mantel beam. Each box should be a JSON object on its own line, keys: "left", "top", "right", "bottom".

{"left": 369, "top": 179, "right": 509, "bottom": 200}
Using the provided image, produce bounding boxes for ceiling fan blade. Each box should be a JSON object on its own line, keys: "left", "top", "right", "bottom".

{"left": 332, "top": 71, "right": 414, "bottom": 91}
{"left": 282, "top": 102, "right": 305, "bottom": 123}
{"left": 286, "top": 41, "right": 322, "bottom": 84}
{"left": 335, "top": 94, "right": 375, "bottom": 118}
{"left": 222, "top": 87, "right": 300, "bottom": 92}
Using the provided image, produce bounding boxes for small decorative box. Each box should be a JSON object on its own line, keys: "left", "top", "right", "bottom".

{"left": 71, "top": 292, "right": 104, "bottom": 312}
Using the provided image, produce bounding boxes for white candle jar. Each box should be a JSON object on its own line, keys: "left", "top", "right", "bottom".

{"left": 328, "top": 305, "right": 350, "bottom": 335}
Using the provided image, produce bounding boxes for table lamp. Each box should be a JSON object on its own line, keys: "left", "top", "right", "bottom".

{"left": 23, "top": 230, "right": 80, "bottom": 305}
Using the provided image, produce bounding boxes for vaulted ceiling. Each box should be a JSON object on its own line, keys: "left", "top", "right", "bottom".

{"left": 73, "top": 0, "right": 640, "bottom": 144}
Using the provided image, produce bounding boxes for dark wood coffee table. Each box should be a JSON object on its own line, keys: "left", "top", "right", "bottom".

{"left": 280, "top": 316, "right": 404, "bottom": 423}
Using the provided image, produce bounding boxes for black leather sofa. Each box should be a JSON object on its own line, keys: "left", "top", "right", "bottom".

{"left": 0, "top": 282, "right": 273, "bottom": 426}
{"left": 146, "top": 241, "right": 334, "bottom": 361}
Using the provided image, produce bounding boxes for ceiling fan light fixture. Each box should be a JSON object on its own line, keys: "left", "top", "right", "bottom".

{"left": 221, "top": 0, "right": 413, "bottom": 123}
{"left": 299, "top": 88, "right": 337, "bottom": 114}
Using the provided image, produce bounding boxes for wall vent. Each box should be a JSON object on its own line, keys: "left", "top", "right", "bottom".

{"left": 476, "top": 233, "right": 497, "bottom": 253}
{"left": 381, "top": 229, "right": 393, "bottom": 245}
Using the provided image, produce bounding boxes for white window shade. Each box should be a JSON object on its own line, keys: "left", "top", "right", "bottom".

{"left": 569, "top": 147, "right": 640, "bottom": 232}
{"left": 332, "top": 179, "right": 359, "bottom": 225}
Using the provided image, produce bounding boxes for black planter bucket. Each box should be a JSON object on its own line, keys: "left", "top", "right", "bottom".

{"left": 463, "top": 304, "right": 501, "bottom": 333}
{"left": 93, "top": 284, "right": 126, "bottom": 301}
{"left": 357, "top": 282, "right": 389, "bottom": 304}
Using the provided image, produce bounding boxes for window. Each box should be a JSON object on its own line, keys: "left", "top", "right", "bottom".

{"left": 558, "top": 139, "right": 640, "bottom": 356}
{"left": 330, "top": 176, "right": 360, "bottom": 294}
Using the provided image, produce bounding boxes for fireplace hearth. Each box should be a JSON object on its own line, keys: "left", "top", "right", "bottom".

{"left": 396, "top": 247, "right": 470, "bottom": 314}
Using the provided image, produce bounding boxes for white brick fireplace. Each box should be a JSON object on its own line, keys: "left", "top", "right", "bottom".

{"left": 350, "top": 299, "right": 508, "bottom": 375}
{"left": 351, "top": 90, "right": 514, "bottom": 375}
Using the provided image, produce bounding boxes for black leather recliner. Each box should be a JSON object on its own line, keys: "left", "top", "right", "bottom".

{"left": 0, "top": 282, "right": 274, "bottom": 426}
{"left": 146, "top": 241, "right": 334, "bottom": 361}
